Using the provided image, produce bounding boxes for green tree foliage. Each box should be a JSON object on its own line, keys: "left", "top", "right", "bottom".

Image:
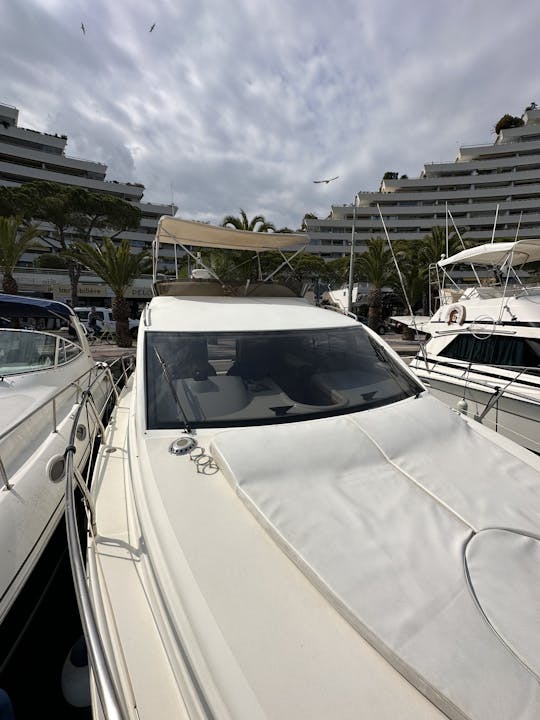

{"left": 379, "top": 171, "right": 399, "bottom": 191}
{"left": 393, "top": 227, "right": 463, "bottom": 327}
{"left": 258, "top": 250, "right": 328, "bottom": 286}
{"left": 275, "top": 226, "right": 295, "bottom": 234}
{"left": 287, "top": 252, "right": 327, "bottom": 281}
{"left": 355, "top": 237, "right": 394, "bottom": 331}
{"left": 417, "top": 226, "right": 462, "bottom": 267}
{"left": 202, "top": 249, "right": 257, "bottom": 282}
{"left": 67, "top": 238, "right": 150, "bottom": 348}
{"left": 494, "top": 114, "right": 524, "bottom": 135}
{"left": 0, "top": 216, "right": 41, "bottom": 294}
{"left": 0, "top": 181, "right": 142, "bottom": 304}
{"left": 197, "top": 210, "right": 277, "bottom": 281}
{"left": 322, "top": 256, "right": 350, "bottom": 286}
{"left": 221, "top": 209, "right": 276, "bottom": 233}
{"left": 393, "top": 243, "right": 426, "bottom": 313}
{"left": 34, "top": 253, "right": 69, "bottom": 269}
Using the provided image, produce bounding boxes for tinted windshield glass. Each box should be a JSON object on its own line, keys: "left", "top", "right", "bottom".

{"left": 443, "top": 334, "right": 540, "bottom": 372}
{"left": 145, "top": 327, "right": 422, "bottom": 429}
{"left": 0, "top": 329, "right": 82, "bottom": 375}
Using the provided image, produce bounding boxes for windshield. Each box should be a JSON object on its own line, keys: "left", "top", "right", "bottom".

{"left": 145, "top": 326, "right": 422, "bottom": 429}
{"left": 0, "top": 328, "right": 82, "bottom": 376}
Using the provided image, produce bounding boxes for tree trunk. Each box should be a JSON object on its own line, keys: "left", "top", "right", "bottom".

{"left": 2, "top": 272, "right": 18, "bottom": 295}
{"left": 367, "top": 288, "right": 383, "bottom": 331}
{"left": 112, "top": 296, "right": 132, "bottom": 348}
{"left": 68, "top": 261, "right": 82, "bottom": 306}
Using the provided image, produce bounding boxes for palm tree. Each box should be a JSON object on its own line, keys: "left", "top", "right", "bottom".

{"left": 221, "top": 209, "right": 275, "bottom": 233}
{"left": 418, "top": 226, "right": 463, "bottom": 313}
{"left": 67, "top": 238, "right": 150, "bottom": 347}
{"left": 393, "top": 244, "right": 425, "bottom": 310}
{"left": 392, "top": 228, "right": 464, "bottom": 337}
{"left": 0, "top": 215, "right": 40, "bottom": 294}
{"left": 355, "top": 237, "right": 394, "bottom": 332}
{"left": 418, "top": 226, "right": 461, "bottom": 268}
{"left": 207, "top": 209, "right": 276, "bottom": 281}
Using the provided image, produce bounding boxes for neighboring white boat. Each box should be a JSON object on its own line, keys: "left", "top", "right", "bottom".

{"left": 68, "top": 219, "right": 540, "bottom": 720}
{"left": 409, "top": 239, "right": 540, "bottom": 453}
{"left": 0, "top": 294, "right": 117, "bottom": 638}
{"left": 322, "top": 283, "right": 364, "bottom": 311}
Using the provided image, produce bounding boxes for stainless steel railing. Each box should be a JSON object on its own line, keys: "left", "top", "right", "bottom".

{"left": 0, "top": 360, "right": 112, "bottom": 491}
{"left": 65, "top": 355, "right": 135, "bottom": 720}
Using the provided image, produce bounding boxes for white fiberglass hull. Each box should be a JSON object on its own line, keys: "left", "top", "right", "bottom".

{"left": 88, "top": 382, "right": 540, "bottom": 720}
{"left": 410, "top": 358, "right": 540, "bottom": 453}
{"left": 0, "top": 359, "right": 110, "bottom": 626}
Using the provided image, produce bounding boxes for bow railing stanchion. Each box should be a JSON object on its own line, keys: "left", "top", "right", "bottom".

{"left": 64, "top": 354, "right": 135, "bottom": 720}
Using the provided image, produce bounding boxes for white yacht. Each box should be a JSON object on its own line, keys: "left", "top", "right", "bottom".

{"left": 409, "top": 239, "right": 540, "bottom": 453}
{"left": 69, "top": 219, "right": 540, "bottom": 720}
{"left": 0, "top": 294, "right": 119, "bottom": 649}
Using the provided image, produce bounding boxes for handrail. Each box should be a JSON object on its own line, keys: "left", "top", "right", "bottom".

{"left": 65, "top": 355, "right": 135, "bottom": 720}
{"left": 0, "top": 361, "right": 105, "bottom": 443}
{"left": 417, "top": 356, "right": 539, "bottom": 398}
{"left": 322, "top": 304, "right": 358, "bottom": 320}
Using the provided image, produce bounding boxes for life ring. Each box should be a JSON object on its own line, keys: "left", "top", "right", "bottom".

{"left": 445, "top": 304, "right": 466, "bottom": 326}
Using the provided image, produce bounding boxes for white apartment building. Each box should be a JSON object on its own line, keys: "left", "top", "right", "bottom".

{"left": 0, "top": 101, "right": 176, "bottom": 301}
{"left": 305, "top": 106, "right": 540, "bottom": 259}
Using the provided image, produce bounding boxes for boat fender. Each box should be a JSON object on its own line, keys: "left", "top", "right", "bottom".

{"left": 456, "top": 398, "right": 468, "bottom": 415}
{"left": 61, "top": 636, "right": 91, "bottom": 708}
{"left": 445, "top": 304, "right": 466, "bottom": 325}
{"left": 0, "top": 689, "right": 15, "bottom": 720}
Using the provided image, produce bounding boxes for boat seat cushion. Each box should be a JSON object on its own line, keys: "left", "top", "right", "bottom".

{"left": 210, "top": 394, "right": 540, "bottom": 720}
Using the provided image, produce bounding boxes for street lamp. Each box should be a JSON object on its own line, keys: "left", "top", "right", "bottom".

{"left": 347, "top": 193, "right": 359, "bottom": 313}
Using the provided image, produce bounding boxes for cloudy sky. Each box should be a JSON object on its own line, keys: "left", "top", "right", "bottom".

{"left": 1, "top": 0, "right": 539, "bottom": 229}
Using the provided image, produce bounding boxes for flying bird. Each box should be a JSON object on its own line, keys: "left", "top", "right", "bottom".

{"left": 149, "top": 23, "right": 156, "bottom": 32}
{"left": 81, "top": 22, "right": 86, "bottom": 35}
{"left": 313, "top": 176, "right": 339, "bottom": 184}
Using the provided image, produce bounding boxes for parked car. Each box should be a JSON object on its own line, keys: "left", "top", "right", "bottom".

{"left": 74, "top": 307, "right": 139, "bottom": 338}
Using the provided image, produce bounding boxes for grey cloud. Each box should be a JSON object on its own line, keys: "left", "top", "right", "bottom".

{"left": 2, "top": 0, "right": 539, "bottom": 229}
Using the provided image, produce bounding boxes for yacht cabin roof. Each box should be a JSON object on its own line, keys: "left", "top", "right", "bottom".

{"left": 146, "top": 295, "right": 355, "bottom": 333}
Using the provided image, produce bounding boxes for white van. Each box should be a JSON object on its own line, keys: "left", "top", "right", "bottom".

{"left": 74, "top": 307, "right": 139, "bottom": 338}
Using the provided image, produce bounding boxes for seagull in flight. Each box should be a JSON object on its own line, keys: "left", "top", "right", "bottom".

{"left": 149, "top": 23, "right": 156, "bottom": 32}
{"left": 313, "top": 175, "right": 339, "bottom": 184}
{"left": 80, "top": 22, "right": 86, "bottom": 35}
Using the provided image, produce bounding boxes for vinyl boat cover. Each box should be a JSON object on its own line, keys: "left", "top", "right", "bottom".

{"left": 155, "top": 217, "right": 306, "bottom": 252}
{"left": 211, "top": 394, "right": 540, "bottom": 720}
{"left": 438, "top": 238, "right": 540, "bottom": 268}
{"left": 0, "top": 293, "right": 73, "bottom": 319}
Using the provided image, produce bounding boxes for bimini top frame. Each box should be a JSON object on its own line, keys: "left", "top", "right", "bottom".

{"left": 437, "top": 239, "right": 540, "bottom": 270}
{"left": 152, "top": 216, "right": 308, "bottom": 291}
{"left": 435, "top": 238, "right": 540, "bottom": 302}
